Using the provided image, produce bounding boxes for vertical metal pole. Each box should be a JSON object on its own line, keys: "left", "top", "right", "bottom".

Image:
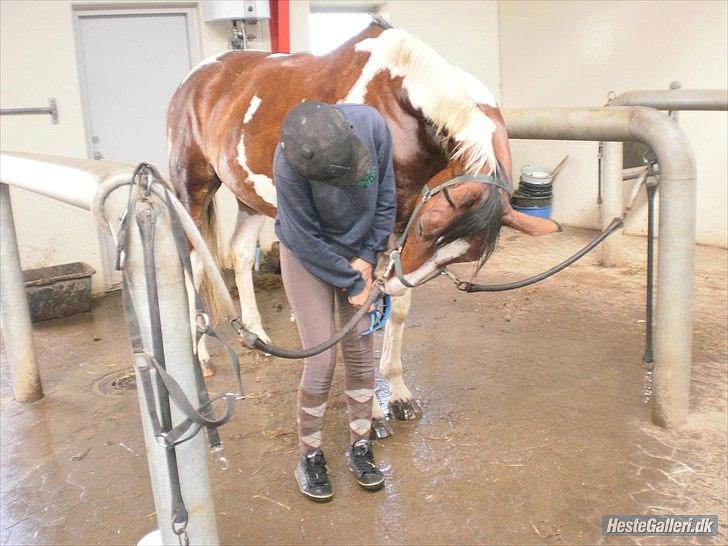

{"left": 653, "top": 170, "right": 696, "bottom": 427}
{"left": 0, "top": 183, "right": 43, "bottom": 402}
{"left": 103, "top": 184, "right": 219, "bottom": 545}
{"left": 600, "top": 141, "right": 625, "bottom": 266}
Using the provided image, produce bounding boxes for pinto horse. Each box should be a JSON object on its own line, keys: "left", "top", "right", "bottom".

{"left": 167, "top": 18, "right": 558, "bottom": 427}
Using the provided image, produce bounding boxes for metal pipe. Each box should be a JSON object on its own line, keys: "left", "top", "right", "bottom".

{"left": 100, "top": 183, "right": 219, "bottom": 545}
{"left": 503, "top": 106, "right": 697, "bottom": 427}
{"left": 600, "top": 142, "right": 624, "bottom": 266}
{"left": 608, "top": 88, "right": 728, "bottom": 110}
{"left": 601, "top": 88, "right": 727, "bottom": 266}
{"left": 0, "top": 98, "right": 59, "bottom": 124}
{"left": 0, "top": 183, "right": 43, "bottom": 402}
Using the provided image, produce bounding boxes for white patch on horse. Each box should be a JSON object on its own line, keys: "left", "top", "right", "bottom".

{"left": 266, "top": 53, "right": 290, "bottom": 58}
{"left": 345, "top": 389, "right": 374, "bottom": 403}
{"left": 344, "top": 28, "right": 497, "bottom": 174}
{"left": 384, "top": 239, "right": 470, "bottom": 296}
{"left": 301, "top": 402, "right": 327, "bottom": 418}
{"left": 180, "top": 52, "right": 225, "bottom": 86}
{"left": 236, "top": 133, "right": 277, "bottom": 207}
{"left": 243, "top": 95, "right": 262, "bottom": 124}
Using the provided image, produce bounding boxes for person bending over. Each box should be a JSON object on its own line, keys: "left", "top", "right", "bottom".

{"left": 274, "top": 100, "right": 396, "bottom": 502}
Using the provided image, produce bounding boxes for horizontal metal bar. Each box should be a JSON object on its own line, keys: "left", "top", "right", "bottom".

{"left": 0, "top": 98, "right": 58, "bottom": 124}
{"left": 608, "top": 89, "right": 728, "bottom": 111}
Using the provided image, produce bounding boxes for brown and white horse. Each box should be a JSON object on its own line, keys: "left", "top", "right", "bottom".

{"left": 167, "top": 18, "right": 558, "bottom": 423}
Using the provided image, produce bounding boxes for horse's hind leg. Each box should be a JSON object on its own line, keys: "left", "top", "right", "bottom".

{"left": 230, "top": 205, "right": 270, "bottom": 343}
{"left": 378, "top": 289, "right": 420, "bottom": 421}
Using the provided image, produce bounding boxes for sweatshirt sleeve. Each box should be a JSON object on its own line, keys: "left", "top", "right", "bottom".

{"left": 359, "top": 116, "right": 396, "bottom": 264}
{"left": 274, "top": 150, "right": 367, "bottom": 296}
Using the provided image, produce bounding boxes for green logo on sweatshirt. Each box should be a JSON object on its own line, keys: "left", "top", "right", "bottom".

{"left": 356, "top": 165, "right": 376, "bottom": 188}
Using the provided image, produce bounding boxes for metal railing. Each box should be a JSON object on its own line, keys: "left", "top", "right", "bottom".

{"left": 600, "top": 86, "right": 728, "bottom": 267}
{"left": 503, "top": 105, "right": 697, "bottom": 428}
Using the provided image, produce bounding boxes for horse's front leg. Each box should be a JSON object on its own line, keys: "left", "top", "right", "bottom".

{"left": 230, "top": 207, "right": 270, "bottom": 344}
{"left": 379, "top": 289, "right": 419, "bottom": 421}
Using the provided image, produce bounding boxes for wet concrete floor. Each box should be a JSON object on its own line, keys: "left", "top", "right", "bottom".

{"left": 1, "top": 227, "right": 726, "bottom": 545}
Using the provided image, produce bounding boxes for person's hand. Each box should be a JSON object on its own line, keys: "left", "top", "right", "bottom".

{"left": 349, "top": 257, "right": 374, "bottom": 310}
{"left": 350, "top": 257, "right": 373, "bottom": 280}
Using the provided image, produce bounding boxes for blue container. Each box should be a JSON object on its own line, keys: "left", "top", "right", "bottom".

{"left": 514, "top": 205, "right": 552, "bottom": 219}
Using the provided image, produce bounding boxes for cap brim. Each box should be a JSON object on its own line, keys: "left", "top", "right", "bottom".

{"left": 321, "top": 136, "right": 372, "bottom": 188}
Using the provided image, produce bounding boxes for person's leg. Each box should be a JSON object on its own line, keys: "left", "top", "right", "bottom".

{"left": 337, "top": 292, "right": 375, "bottom": 443}
{"left": 338, "top": 292, "right": 385, "bottom": 491}
{"left": 280, "top": 245, "right": 338, "bottom": 501}
{"left": 279, "top": 245, "right": 337, "bottom": 454}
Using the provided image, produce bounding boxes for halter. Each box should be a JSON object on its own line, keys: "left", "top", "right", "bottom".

{"left": 386, "top": 173, "right": 513, "bottom": 288}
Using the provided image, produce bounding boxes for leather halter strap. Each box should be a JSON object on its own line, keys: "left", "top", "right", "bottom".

{"left": 388, "top": 173, "right": 511, "bottom": 289}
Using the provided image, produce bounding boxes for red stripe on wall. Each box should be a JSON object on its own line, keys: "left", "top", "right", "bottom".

{"left": 269, "top": 0, "right": 290, "bottom": 53}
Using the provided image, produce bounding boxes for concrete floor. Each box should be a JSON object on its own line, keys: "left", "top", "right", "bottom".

{"left": 1, "top": 227, "right": 726, "bottom": 545}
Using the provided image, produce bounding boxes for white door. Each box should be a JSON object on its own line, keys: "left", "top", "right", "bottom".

{"left": 76, "top": 12, "right": 195, "bottom": 289}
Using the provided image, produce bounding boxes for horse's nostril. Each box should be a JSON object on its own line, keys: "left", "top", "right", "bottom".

{"left": 417, "top": 223, "right": 424, "bottom": 237}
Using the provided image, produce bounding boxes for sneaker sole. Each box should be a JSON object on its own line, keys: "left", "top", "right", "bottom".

{"left": 295, "top": 468, "right": 333, "bottom": 502}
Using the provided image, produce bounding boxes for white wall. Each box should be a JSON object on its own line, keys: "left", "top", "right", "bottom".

{"left": 0, "top": 0, "right": 259, "bottom": 293}
{"left": 499, "top": 0, "right": 728, "bottom": 247}
{"left": 382, "top": 0, "right": 501, "bottom": 102}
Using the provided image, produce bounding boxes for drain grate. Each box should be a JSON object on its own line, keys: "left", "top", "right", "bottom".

{"left": 95, "top": 369, "right": 137, "bottom": 395}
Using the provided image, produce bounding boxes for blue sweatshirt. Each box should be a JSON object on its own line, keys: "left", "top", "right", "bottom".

{"left": 274, "top": 104, "right": 396, "bottom": 296}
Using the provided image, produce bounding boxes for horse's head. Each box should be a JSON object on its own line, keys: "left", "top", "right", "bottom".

{"left": 384, "top": 167, "right": 505, "bottom": 296}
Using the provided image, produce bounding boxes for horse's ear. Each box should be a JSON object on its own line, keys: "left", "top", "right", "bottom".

{"left": 442, "top": 182, "right": 487, "bottom": 210}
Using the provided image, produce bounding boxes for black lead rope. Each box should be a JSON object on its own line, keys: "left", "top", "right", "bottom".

{"left": 458, "top": 217, "right": 624, "bottom": 292}
{"left": 237, "top": 285, "right": 383, "bottom": 359}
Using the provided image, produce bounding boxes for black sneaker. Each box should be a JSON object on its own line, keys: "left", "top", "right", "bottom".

{"left": 347, "top": 439, "right": 385, "bottom": 491}
{"left": 295, "top": 450, "right": 333, "bottom": 502}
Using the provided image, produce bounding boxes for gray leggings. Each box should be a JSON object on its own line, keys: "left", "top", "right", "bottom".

{"left": 279, "top": 244, "right": 374, "bottom": 453}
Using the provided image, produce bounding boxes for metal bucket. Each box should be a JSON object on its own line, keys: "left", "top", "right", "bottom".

{"left": 520, "top": 164, "right": 554, "bottom": 186}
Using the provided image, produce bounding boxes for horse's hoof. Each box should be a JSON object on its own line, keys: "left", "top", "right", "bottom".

{"left": 202, "top": 362, "right": 215, "bottom": 378}
{"left": 389, "top": 399, "right": 420, "bottom": 421}
{"left": 370, "top": 417, "right": 393, "bottom": 439}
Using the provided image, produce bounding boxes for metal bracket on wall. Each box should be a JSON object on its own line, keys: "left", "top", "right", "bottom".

{"left": 0, "top": 98, "right": 58, "bottom": 124}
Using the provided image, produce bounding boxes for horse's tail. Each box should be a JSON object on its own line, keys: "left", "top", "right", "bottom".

{"left": 197, "top": 197, "right": 229, "bottom": 324}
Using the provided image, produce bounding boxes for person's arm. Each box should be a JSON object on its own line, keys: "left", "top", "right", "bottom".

{"left": 275, "top": 151, "right": 367, "bottom": 296}
{"left": 359, "top": 116, "right": 396, "bottom": 265}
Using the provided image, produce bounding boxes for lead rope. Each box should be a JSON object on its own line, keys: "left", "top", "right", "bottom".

{"left": 448, "top": 169, "right": 658, "bottom": 404}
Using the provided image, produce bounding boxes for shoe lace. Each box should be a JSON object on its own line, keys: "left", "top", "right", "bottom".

{"left": 351, "top": 445, "right": 378, "bottom": 475}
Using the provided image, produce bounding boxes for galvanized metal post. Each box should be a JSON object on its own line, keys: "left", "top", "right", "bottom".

{"left": 0, "top": 152, "right": 220, "bottom": 544}
{"left": 0, "top": 183, "right": 43, "bottom": 403}
{"left": 599, "top": 142, "right": 625, "bottom": 266}
{"left": 504, "top": 106, "right": 697, "bottom": 427}
{"left": 100, "top": 182, "right": 219, "bottom": 546}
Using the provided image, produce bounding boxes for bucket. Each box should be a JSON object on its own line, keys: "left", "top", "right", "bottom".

{"left": 514, "top": 205, "right": 552, "bottom": 218}
{"left": 514, "top": 164, "right": 554, "bottom": 218}
{"left": 520, "top": 164, "right": 554, "bottom": 186}
{"left": 23, "top": 262, "right": 96, "bottom": 322}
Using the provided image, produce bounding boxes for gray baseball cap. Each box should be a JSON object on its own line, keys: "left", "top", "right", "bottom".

{"left": 280, "top": 101, "right": 372, "bottom": 188}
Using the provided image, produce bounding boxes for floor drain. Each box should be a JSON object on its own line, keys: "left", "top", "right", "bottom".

{"left": 95, "top": 369, "right": 137, "bottom": 395}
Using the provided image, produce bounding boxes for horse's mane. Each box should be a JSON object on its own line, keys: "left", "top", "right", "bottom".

{"left": 346, "top": 19, "right": 498, "bottom": 176}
